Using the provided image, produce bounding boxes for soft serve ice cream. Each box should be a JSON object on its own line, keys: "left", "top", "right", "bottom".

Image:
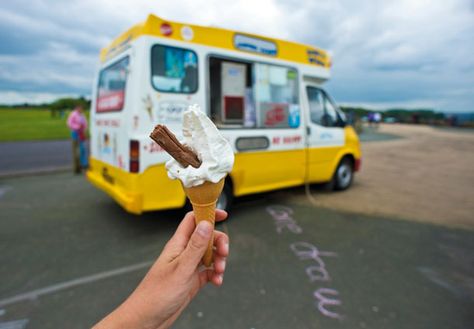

{"left": 165, "top": 104, "right": 234, "bottom": 187}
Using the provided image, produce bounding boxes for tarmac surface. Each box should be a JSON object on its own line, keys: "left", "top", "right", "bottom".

{"left": 1, "top": 173, "right": 473, "bottom": 328}
{"left": 0, "top": 140, "right": 89, "bottom": 177}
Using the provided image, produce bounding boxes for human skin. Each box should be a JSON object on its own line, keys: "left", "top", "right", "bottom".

{"left": 93, "top": 210, "right": 229, "bottom": 329}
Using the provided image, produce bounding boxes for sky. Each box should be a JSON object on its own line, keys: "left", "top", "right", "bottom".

{"left": 0, "top": 0, "right": 473, "bottom": 112}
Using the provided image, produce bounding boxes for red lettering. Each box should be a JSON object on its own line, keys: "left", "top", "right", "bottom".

{"left": 149, "top": 142, "right": 164, "bottom": 153}
{"left": 265, "top": 106, "right": 285, "bottom": 126}
{"left": 283, "top": 135, "right": 302, "bottom": 144}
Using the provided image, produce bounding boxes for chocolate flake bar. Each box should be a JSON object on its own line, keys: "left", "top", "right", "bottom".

{"left": 150, "top": 125, "right": 202, "bottom": 168}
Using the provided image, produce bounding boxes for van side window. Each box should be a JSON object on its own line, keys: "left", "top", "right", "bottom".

{"left": 323, "top": 96, "right": 338, "bottom": 127}
{"left": 324, "top": 93, "right": 346, "bottom": 127}
{"left": 307, "top": 87, "right": 344, "bottom": 127}
{"left": 209, "top": 56, "right": 299, "bottom": 129}
{"left": 96, "top": 56, "right": 129, "bottom": 113}
{"left": 151, "top": 45, "right": 198, "bottom": 94}
{"left": 307, "top": 87, "right": 325, "bottom": 125}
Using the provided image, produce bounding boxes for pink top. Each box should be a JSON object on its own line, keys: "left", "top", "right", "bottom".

{"left": 67, "top": 109, "right": 87, "bottom": 132}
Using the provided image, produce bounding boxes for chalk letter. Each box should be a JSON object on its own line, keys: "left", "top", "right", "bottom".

{"left": 306, "top": 265, "right": 330, "bottom": 282}
{"left": 314, "top": 288, "right": 343, "bottom": 320}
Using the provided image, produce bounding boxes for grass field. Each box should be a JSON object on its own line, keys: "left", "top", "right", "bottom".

{"left": 0, "top": 108, "right": 85, "bottom": 142}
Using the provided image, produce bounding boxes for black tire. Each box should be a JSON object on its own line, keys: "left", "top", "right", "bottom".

{"left": 216, "top": 181, "right": 233, "bottom": 212}
{"left": 334, "top": 157, "right": 354, "bottom": 191}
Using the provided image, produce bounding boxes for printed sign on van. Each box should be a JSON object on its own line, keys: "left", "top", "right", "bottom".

{"left": 97, "top": 91, "right": 125, "bottom": 112}
{"left": 307, "top": 49, "right": 325, "bottom": 66}
{"left": 157, "top": 102, "right": 187, "bottom": 123}
{"left": 160, "top": 23, "right": 173, "bottom": 36}
{"left": 262, "top": 103, "right": 288, "bottom": 127}
{"left": 234, "top": 34, "right": 277, "bottom": 56}
{"left": 288, "top": 104, "right": 300, "bottom": 128}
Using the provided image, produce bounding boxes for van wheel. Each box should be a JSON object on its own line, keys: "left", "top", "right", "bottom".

{"left": 334, "top": 158, "right": 354, "bottom": 190}
{"left": 217, "top": 182, "right": 233, "bottom": 212}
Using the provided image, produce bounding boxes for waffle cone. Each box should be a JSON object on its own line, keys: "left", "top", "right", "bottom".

{"left": 183, "top": 178, "right": 225, "bottom": 267}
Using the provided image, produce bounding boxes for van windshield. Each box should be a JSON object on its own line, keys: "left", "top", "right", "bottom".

{"left": 96, "top": 56, "right": 129, "bottom": 113}
{"left": 151, "top": 45, "right": 198, "bottom": 94}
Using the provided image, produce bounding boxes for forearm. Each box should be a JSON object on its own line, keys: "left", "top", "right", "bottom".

{"left": 92, "top": 214, "right": 228, "bottom": 329}
{"left": 93, "top": 283, "right": 171, "bottom": 329}
{"left": 93, "top": 299, "right": 146, "bottom": 329}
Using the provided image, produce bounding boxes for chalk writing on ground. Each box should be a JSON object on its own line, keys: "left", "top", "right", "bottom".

{"left": 314, "top": 288, "right": 343, "bottom": 319}
{"left": 265, "top": 205, "right": 302, "bottom": 234}
{"left": 290, "top": 241, "right": 338, "bottom": 283}
{"left": 266, "top": 205, "right": 344, "bottom": 320}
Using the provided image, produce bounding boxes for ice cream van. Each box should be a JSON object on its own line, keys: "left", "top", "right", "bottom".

{"left": 86, "top": 14, "right": 361, "bottom": 214}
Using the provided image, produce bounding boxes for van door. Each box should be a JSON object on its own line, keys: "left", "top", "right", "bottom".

{"left": 304, "top": 85, "right": 345, "bottom": 182}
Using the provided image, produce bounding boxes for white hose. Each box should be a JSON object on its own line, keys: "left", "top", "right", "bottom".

{"left": 304, "top": 148, "right": 319, "bottom": 206}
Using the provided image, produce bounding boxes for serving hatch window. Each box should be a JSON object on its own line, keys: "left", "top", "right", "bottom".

{"left": 254, "top": 63, "right": 299, "bottom": 128}
{"left": 96, "top": 56, "right": 129, "bottom": 113}
{"left": 151, "top": 45, "right": 198, "bottom": 93}
{"left": 209, "top": 56, "right": 299, "bottom": 129}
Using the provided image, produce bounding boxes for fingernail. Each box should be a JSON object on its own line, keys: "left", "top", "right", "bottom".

{"left": 219, "top": 274, "right": 224, "bottom": 284}
{"left": 224, "top": 243, "right": 229, "bottom": 254}
{"left": 196, "top": 221, "right": 211, "bottom": 237}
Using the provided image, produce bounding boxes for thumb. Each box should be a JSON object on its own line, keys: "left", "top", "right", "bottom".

{"left": 179, "top": 221, "right": 213, "bottom": 271}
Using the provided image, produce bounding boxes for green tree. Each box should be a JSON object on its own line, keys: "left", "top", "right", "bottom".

{"left": 49, "top": 97, "right": 90, "bottom": 118}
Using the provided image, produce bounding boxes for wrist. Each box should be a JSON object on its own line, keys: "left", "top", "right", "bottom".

{"left": 93, "top": 298, "right": 150, "bottom": 329}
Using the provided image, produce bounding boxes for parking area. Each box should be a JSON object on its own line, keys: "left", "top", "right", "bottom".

{"left": 0, "top": 173, "right": 473, "bottom": 328}
{"left": 293, "top": 124, "right": 474, "bottom": 230}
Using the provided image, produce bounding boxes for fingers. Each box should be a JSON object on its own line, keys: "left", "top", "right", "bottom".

{"left": 212, "top": 254, "right": 226, "bottom": 276}
{"left": 168, "top": 209, "right": 227, "bottom": 252}
{"left": 197, "top": 231, "right": 229, "bottom": 287}
{"left": 166, "top": 210, "right": 228, "bottom": 280}
{"left": 198, "top": 268, "right": 224, "bottom": 287}
{"left": 169, "top": 211, "right": 195, "bottom": 250}
{"left": 178, "top": 221, "right": 213, "bottom": 273}
{"left": 210, "top": 271, "right": 224, "bottom": 286}
{"left": 215, "top": 209, "right": 228, "bottom": 223}
{"left": 212, "top": 232, "right": 228, "bottom": 279}
{"left": 213, "top": 231, "right": 229, "bottom": 258}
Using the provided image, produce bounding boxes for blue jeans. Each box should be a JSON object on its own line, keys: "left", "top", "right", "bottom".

{"left": 71, "top": 131, "right": 88, "bottom": 170}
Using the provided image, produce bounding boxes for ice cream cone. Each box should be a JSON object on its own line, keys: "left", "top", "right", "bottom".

{"left": 183, "top": 178, "right": 225, "bottom": 266}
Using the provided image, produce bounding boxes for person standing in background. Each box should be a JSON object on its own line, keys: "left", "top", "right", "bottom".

{"left": 374, "top": 112, "right": 382, "bottom": 128}
{"left": 67, "top": 105, "right": 88, "bottom": 173}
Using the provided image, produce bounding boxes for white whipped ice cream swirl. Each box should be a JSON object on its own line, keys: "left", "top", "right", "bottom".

{"left": 166, "top": 104, "right": 234, "bottom": 187}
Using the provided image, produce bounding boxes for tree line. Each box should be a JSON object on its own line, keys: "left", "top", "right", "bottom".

{"left": 1, "top": 97, "right": 470, "bottom": 126}
{"left": 340, "top": 106, "right": 445, "bottom": 124}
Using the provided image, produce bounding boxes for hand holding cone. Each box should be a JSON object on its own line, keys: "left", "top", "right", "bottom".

{"left": 183, "top": 178, "right": 225, "bottom": 266}
{"left": 150, "top": 124, "right": 223, "bottom": 266}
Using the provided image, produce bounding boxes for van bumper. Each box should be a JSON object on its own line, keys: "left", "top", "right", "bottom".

{"left": 354, "top": 158, "right": 361, "bottom": 172}
{"left": 86, "top": 158, "right": 186, "bottom": 214}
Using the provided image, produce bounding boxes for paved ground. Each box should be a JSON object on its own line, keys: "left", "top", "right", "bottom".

{"left": 0, "top": 173, "right": 473, "bottom": 329}
{"left": 0, "top": 140, "right": 88, "bottom": 177}
{"left": 293, "top": 124, "right": 474, "bottom": 230}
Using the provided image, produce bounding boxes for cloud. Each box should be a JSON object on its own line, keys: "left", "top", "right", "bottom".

{"left": 0, "top": 0, "right": 473, "bottom": 112}
{"left": 0, "top": 91, "right": 81, "bottom": 104}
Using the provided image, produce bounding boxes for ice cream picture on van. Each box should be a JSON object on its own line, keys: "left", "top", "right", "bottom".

{"left": 150, "top": 104, "right": 235, "bottom": 266}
